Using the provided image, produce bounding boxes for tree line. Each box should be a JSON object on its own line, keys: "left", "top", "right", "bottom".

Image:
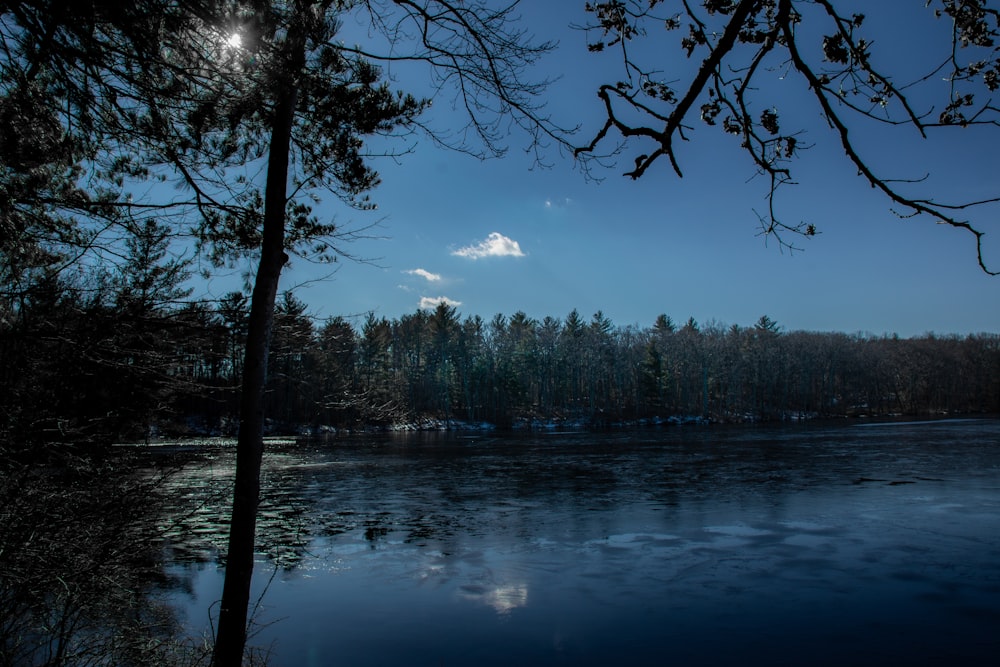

{"left": 5, "top": 255, "right": 998, "bottom": 444}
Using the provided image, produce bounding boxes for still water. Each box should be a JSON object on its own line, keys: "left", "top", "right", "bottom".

{"left": 157, "top": 419, "right": 1000, "bottom": 666}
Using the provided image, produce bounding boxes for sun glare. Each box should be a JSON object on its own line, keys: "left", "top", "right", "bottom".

{"left": 225, "top": 32, "right": 242, "bottom": 49}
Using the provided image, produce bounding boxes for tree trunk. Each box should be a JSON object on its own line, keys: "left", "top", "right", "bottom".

{"left": 212, "top": 49, "right": 300, "bottom": 667}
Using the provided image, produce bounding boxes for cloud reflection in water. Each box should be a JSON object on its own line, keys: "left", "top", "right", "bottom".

{"left": 459, "top": 583, "right": 529, "bottom": 615}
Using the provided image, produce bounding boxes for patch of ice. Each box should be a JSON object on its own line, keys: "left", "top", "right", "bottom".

{"left": 703, "top": 525, "right": 772, "bottom": 537}
{"left": 783, "top": 533, "right": 831, "bottom": 548}
{"left": 329, "top": 543, "right": 370, "bottom": 556}
{"left": 591, "top": 533, "right": 679, "bottom": 548}
{"left": 779, "top": 520, "right": 832, "bottom": 532}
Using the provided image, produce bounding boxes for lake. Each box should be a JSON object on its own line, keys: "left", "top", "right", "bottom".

{"left": 155, "top": 418, "right": 1000, "bottom": 666}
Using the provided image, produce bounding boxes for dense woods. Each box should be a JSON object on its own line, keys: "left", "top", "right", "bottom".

{"left": 4, "top": 280, "right": 998, "bottom": 444}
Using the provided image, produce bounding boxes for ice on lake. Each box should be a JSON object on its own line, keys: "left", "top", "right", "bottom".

{"left": 158, "top": 419, "right": 1000, "bottom": 666}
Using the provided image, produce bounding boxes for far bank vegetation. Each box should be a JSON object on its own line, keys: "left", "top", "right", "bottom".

{"left": 4, "top": 277, "right": 998, "bottom": 444}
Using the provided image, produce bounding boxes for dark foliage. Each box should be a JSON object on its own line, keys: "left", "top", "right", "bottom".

{"left": 6, "top": 295, "right": 996, "bottom": 444}
{"left": 0, "top": 447, "right": 205, "bottom": 666}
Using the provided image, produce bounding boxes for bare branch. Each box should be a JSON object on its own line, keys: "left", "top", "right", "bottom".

{"left": 573, "top": 0, "right": 998, "bottom": 273}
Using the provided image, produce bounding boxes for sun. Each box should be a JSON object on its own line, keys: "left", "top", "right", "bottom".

{"left": 225, "top": 32, "right": 242, "bottom": 49}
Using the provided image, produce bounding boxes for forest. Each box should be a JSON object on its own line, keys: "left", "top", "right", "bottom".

{"left": 3, "top": 222, "right": 998, "bottom": 446}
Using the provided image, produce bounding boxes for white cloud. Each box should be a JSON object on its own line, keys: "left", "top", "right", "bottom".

{"left": 405, "top": 268, "right": 442, "bottom": 282}
{"left": 544, "top": 197, "right": 572, "bottom": 210}
{"left": 419, "top": 296, "right": 462, "bottom": 310}
{"left": 452, "top": 232, "right": 525, "bottom": 259}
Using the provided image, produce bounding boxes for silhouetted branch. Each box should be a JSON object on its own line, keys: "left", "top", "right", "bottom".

{"left": 574, "top": 0, "right": 999, "bottom": 273}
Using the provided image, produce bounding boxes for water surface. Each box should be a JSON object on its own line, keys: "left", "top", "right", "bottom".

{"left": 158, "top": 419, "right": 1000, "bottom": 666}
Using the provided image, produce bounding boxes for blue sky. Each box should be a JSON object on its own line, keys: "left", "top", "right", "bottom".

{"left": 204, "top": 2, "right": 1000, "bottom": 337}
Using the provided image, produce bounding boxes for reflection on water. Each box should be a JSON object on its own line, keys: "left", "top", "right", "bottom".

{"left": 459, "top": 582, "right": 529, "bottom": 615}
{"left": 152, "top": 419, "right": 1000, "bottom": 666}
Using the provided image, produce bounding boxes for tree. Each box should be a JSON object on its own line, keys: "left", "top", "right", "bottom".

{"left": 428, "top": 301, "right": 459, "bottom": 422}
{"left": 654, "top": 313, "right": 677, "bottom": 334}
{"left": 588, "top": 310, "right": 615, "bottom": 417}
{"left": 576, "top": 0, "right": 1000, "bottom": 273}
{"left": 536, "top": 315, "right": 562, "bottom": 414}
{"left": 3, "top": 1, "right": 566, "bottom": 663}
{"left": 359, "top": 312, "right": 397, "bottom": 422}
{"left": 0, "top": 0, "right": 223, "bottom": 310}
{"left": 640, "top": 338, "right": 666, "bottom": 411}
{"left": 110, "top": 7, "right": 424, "bottom": 660}
{"left": 199, "top": 2, "right": 561, "bottom": 660}
{"left": 315, "top": 315, "right": 359, "bottom": 426}
{"left": 110, "top": 2, "right": 562, "bottom": 661}
{"left": 559, "top": 309, "right": 588, "bottom": 413}
{"left": 268, "top": 291, "right": 317, "bottom": 427}
{"left": 109, "top": 220, "right": 196, "bottom": 438}
{"left": 0, "top": 1, "right": 233, "bottom": 446}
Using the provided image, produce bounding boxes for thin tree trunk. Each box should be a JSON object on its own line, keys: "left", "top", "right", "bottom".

{"left": 212, "top": 47, "right": 300, "bottom": 667}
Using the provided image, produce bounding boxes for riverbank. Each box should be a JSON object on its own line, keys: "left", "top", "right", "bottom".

{"left": 134, "top": 407, "right": 1000, "bottom": 443}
